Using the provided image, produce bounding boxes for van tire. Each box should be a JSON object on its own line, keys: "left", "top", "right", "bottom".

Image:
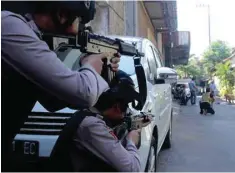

{"left": 162, "top": 113, "right": 172, "bottom": 149}
{"left": 145, "top": 136, "right": 158, "bottom": 172}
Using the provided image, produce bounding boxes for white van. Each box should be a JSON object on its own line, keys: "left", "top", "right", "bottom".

{"left": 13, "top": 36, "right": 173, "bottom": 172}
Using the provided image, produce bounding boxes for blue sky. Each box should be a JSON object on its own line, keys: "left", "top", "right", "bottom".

{"left": 177, "top": 0, "right": 235, "bottom": 57}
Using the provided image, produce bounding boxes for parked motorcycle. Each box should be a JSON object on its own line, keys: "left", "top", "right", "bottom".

{"left": 173, "top": 84, "right": 191, "bottom": 105}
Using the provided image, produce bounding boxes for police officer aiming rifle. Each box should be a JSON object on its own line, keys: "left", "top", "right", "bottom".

{"left": 1, "top": 1, "right": 120, "bottom": 171}
{"left": 50, "top": 70, "right": 144, "bottom": 172}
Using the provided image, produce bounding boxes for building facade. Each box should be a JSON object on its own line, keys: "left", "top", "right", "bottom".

{"left": 1, "top": 1, "right": 190, "bottom": 67}
{"left": 89, "top": 1, "right": 190, "bottom": 67}
{"left": 89, "top": 1, "right": 158, "bottom": 46}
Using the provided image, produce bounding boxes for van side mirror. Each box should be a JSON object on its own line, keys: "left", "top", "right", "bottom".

{"left": 156, "top": 67, "right": 177, "bottom": 85}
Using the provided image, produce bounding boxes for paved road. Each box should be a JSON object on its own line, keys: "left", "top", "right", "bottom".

{"left": 157, "top": 98, "right": 235, "bottom": 172}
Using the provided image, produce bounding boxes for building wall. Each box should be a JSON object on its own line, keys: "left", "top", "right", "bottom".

{"left": 157, "top": 33, "right": 163, "bottom": 55}
{"left": 88, "top": 4, "right": 109, "bottom": 35}
{"left": 108, "top": 1, "right": 125, "bottom": 35}
{"left": 137, "top": 2, "right": 157, "bottom": 47}
{"left": 54, "top": 2, "right": 126, "bottom": 47}
{"left": 124, "top": 1, "right": 136, "bottom": 36}
{"left": 157, "top": 32, "right": 165, "bottom": 63}
{"left": 89, "top": 2, "right": 125, "bottom": 35}
{"left": 90, "top": 1, "right": 162, "bottom": 62}
{"left": 54, "top": 1, "right": 158, "bottom": 50}
{"left": 90, "top": 1, "right": 158, "bottom": 46}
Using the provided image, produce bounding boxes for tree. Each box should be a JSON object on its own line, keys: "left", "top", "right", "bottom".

{"left": 175, "top": 65, "right": 190, "bottom": 78}
{"left": 175, "top": 54, "right": 203, "bottom": 79}
{"left": 202, "top": 40, "right": 231, "bottom": 78}
{"left": 215, "top": 61, "right": 235, "bottom": 96}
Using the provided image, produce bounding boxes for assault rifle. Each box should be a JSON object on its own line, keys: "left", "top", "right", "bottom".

{"left": 42, "top": 27, "right": 147, "bottom": 110}
{"left": 113, "top": 108, "right": 154, "bottom": 149}
{"left": 43, "top": 29, "right": 144, "bottom": 83}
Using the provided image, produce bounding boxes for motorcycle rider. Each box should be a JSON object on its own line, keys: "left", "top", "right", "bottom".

{"left": 1, "top": 1, "right": 120, "bottom": 171}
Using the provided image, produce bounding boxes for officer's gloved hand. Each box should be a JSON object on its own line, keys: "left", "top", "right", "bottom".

{"left": 80, "top": 53, "right": 120, "bottom": 74}
{"left": 127, "top": 129, "right": 141, "bottom": 148}
{"left": 80, "top": 53, "right": 107, "bottom": 74}
{"left": 110, "top": 53, "right": 121, "bottom": 72}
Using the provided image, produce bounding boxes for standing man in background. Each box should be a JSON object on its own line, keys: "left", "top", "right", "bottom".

{"left": 209, "top": 80, "right": 218, "bottom": 104}
{"left": 209, "top": 80, "right": 217, "bottom": 96}
{"left": 189, "top": 77, "right": 197, "bottom": 105}
{"left": 200, "top": 79, "right": 206, "bottom": 94}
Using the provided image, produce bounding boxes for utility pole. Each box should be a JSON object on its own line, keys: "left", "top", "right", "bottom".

{"left": 207, "top": 4, "right": 211, "bottom": 45}
{"left": 196, "top": 4, "right": 211, "bottom": 46}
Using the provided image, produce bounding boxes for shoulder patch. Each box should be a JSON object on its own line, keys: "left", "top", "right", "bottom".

{"left": 104, "top": 124, "right": 118, "bottom": 140}
{"left": 109, "top": 130, "right": 118, "bottom": 140}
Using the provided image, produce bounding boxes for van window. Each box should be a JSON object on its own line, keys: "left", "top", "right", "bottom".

{"left": 56, "top": 47, "right": 82, "bottom": 71}
{"left": 153, "top": 48, "right": 163, "bottom": 67}
{"left": 150, "top": 46, "right": 159, "bottom": 69}
{"left": 56, "top": 47, "right": 136, "bottom": 76}
{"left": 119, "top": 55, "right": 136, "bottom": 76}
{"left": 145, "top": 45, "right": 158, "bottom": 76}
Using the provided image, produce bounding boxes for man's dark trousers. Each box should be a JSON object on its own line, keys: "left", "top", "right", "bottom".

{"left": 191, "top": 91, "right": 196, "bottom": 105}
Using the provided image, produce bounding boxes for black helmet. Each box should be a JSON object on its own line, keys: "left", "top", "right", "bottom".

{"left": 34, "top": 1, "right": 96, "bottom": 24}
{"left": 94, "top": 70, "right": 141, "bottom": 112}
{"left": 2, "top": 1, "right": 96, "bottom": 25}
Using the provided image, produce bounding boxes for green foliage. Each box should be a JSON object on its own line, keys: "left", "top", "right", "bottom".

{"left": 215, "top": 61, "right": 235, "bottom": 96}
{"left": 175, "top": 40, "right": 233, "bottom": 92}
{"left": 202, "top": 40, "right": 231, "bottom": 77}
{"left": 175, "top": 55, "right": 203, "bottom": 79}
{"left": 175, "top": 65, "right": 187, "bottom": 78}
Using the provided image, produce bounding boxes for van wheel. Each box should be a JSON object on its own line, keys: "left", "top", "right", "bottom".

{"left": 162, "top": 114, "right": 172, "bottom": 149}
{"left": 145, "top": 137, "right": 158, "bottom": 172}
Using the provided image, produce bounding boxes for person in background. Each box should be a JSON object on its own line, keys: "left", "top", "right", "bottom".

{"left": 199, "top": 87, "right": 215, "bottom": 115}
{"left": 209, "top": 80, "right": 217, "bottom": 96}
{"left": 200, "top": 79, "right": 206, "bottom": 94}
{"left": 209, "top": 80, "right": 218, "bottom": 104}
{"left": 189, "top": 77, "right": 197, "bottom": 105}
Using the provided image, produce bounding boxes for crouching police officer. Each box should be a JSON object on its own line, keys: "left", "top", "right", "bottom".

{"left": 72, "top": 70, "right": 142, "bottom": 172}
{"left": 50, "top": 70, "right": 142, "bottom": 172}
{"left": 1, "top": 1, "right": 120, "bottom": 171}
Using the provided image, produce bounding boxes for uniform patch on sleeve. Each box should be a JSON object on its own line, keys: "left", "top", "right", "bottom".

{"left": 109, "top": 130, "right": 118, "bottom": 140}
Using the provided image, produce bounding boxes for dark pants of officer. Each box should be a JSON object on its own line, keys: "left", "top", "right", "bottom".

{"left": 200, "top": 102, "right": 215, "bottom": 114}
{"left": 191, "top": 91, "right": 196, "bottom": 105}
